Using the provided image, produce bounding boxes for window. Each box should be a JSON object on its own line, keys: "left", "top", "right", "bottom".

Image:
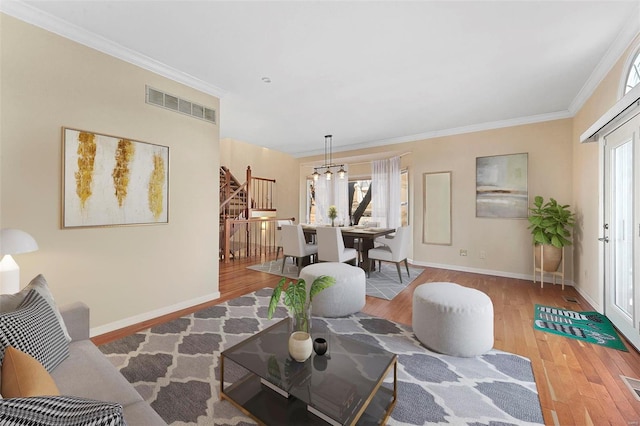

{"left": 306, "top": 178, "right": 316, "bottom": 224}
{"left": 625, "top": 49, "right": 640, "bottom": 95}
{"left": 308, "top": 168, "right": 409, "bottom": 227}
{"left": 400, "top": 169, "right": 409, "bottom": 226}
{"left": 349, "top": 180, "right": 372, "bottom": 223}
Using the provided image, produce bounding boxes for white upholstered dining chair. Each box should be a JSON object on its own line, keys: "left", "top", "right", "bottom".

{"left": 316, "top": 226, "right": 358, "bottom": 265}
{"left": 367, "top": 225, "right": 411, "bottom": 283}
{"left": 280, "top": 224, "right": 318, "bottom": 276}
{"left": 275, "top": 219, "right": 293, "bottom": 261}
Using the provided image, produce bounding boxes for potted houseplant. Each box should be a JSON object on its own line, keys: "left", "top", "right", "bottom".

{"left": 267, "top": 275, "right": 335, "bottom": 362}
{"left": 527, "top": 196, "right": 576, "bottom": 272}
{"left": 328, "top": 205, "right": 338, "bottom": 227}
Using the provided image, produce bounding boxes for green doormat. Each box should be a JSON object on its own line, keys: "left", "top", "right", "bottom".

{"left": 534, "top": 304, "right": 628, "bottom": 351}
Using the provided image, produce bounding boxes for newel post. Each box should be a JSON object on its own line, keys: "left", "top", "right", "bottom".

{"left": 245, "top": 166, "right": 252, "bottom": 218}
{"left": 224, "top": 218, "right": 231, "bottom": 263}
{"left": 245, "top": 166, "right": 252, "bottom": 256}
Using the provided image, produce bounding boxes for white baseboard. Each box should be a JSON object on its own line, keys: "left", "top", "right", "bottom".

{"left": 409, "top": 258, "right": 576, "bottom": 287}
{"left": 90, "top": 291, "right": 221, "bottom": 337}
{"left": 573, "top": 286, "right": 601, "bottom": 312}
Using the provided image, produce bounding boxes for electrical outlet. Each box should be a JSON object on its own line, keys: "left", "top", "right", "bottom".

{"left": 479, "top": 250, "right": 486, "bottom": 259}
{"left": 459, "top": 249, "right": 468, "bottom": 257}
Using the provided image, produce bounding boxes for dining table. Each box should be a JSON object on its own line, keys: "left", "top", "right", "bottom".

{"left": 300, "top": 224, "right": 396, "bottom": 272}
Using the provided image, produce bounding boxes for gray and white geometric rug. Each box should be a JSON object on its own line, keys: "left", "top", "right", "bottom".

{"left": 246, "top": 260, "right": 423, "bottom": 300}
{"left": 99, "top": 289, "right": 544, "bottom": 426}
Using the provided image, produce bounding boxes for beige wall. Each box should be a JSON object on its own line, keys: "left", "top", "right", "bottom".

{"left": 411, "top": 120, "right": 573, "bottom": 277}
{"left": 299, "top": 119, "right": 574, "bottom": 280}
{"left": 0, "top": 15, "right": 220, "bottom": 333}
{"left": 220, "top": 138, "right": 300, "bottom": 221}
{"left": 571, "top": 34, "right": 640, "bottom": 309}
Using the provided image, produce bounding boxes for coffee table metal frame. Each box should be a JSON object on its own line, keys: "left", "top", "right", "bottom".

{"left": 220, "top": 318, "right": 397, "bottom": 425}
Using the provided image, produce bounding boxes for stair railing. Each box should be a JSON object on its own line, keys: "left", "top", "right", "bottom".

{"left": 223, "top": 217, "right": 295, "bottom": 263}
{"left": 220, "top": 166, "right": 278, "bottom": 261}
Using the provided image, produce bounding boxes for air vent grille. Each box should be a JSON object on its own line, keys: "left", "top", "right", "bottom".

{"left": 146, "top": 86, "right": 216, "bottom": 124}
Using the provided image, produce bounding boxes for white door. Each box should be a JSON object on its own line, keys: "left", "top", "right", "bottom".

{"left": 603, "top": 114, "right": 640, "bottom": 350}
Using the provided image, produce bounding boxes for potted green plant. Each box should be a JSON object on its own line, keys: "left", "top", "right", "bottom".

{"left": 267, "top": 275, "right": 335, "bottom": 361}
{"left": 328, "top": 205, "right": 338, "bottom": 227}
{"left": 527, "top": 196, "right": 576, "bottom": 272}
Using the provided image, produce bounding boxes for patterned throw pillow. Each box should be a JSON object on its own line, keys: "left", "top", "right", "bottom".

{"left": 0, "top": 290, "right": 69, "bottom": 372}
{"left": 0, "top": 395, "right": 126, "bottom": 426}
{"left": 0, "top": 274, "right": 72, "bottom": 343}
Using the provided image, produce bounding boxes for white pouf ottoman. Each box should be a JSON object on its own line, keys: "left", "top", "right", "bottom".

{"left": 300, "top": 262, "right": 365, "bottom": 317}
{"left": 412, "top": 282, "right": 494, "bottom": 357}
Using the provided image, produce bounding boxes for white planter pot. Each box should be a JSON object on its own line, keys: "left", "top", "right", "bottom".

{"left": 288, "top": 331, "right": 312, "bottom": 362}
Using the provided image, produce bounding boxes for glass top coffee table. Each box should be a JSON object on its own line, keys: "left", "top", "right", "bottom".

{"left": 220, "top": 318, "right": 397, "bottom": 425}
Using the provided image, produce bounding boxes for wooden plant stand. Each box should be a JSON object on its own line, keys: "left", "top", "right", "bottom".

{"left": 533, "top": 245, "right": 565, "bottom": 290}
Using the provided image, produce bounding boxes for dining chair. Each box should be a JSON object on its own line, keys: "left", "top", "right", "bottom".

{"left": 367, "top": 225, "right": 411, "bottom": 282}
{"left": 316, "top": 226, "right": 358, "bottom": 265}
{"left": 361, "top": 220, "right": 379, "bottom": 227}
{"left": 281, "top": 224, "right": 318, "bottom": 276}
{"left": 275, "top": 219, "right": 293, "bottom": 261}
{"left": 373, "top": 231, "right": 395, "bottom": 248}
{"left": 353, "top": 221, "right": 380, "bottom": 262}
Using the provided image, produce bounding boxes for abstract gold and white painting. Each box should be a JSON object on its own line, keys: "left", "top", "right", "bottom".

{"left": 63, "top": 128, "right": 169, "bottom": 228}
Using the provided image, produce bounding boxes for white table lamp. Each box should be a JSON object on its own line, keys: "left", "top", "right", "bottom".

{"left": 0, "top": 229, "right": 38, "bottom": 294}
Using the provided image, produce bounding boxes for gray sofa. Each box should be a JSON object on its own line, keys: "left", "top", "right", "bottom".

{"left": 51, "top": 302, "right": 166, "bottom": 425}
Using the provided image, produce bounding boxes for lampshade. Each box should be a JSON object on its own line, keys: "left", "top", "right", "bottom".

{"left": 0, "top": 229, "right": 39, "bottom": 255}
{"left": 0, "top": 229, "right": 38, "bottom": 294}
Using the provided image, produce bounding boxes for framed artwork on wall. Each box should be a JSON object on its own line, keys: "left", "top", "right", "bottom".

{"left": 476, "top": 153, "right": 528, "bottom": 218}
{"left": 62, "top": 127, "right": 169, "bottom": 228}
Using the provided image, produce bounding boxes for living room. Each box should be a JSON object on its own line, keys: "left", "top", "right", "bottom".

{"left": 2, "top": 1, "right": 640, "bottom": 424}
{"left": 0, "top": 0, "right": 628, "bottom": 336}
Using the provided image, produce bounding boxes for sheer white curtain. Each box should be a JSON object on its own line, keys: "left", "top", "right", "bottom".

{"left": 313, "top": 166, "right": 349, "bottom": 225}
{"left": 371, "top": 156, "right": 401, "bottom": 228}
{"left": 315, "top": 177, "right": 328, "bottom": 225}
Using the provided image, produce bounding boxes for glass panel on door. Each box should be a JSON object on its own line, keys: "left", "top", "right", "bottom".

{"left": 612, "top": 141, "right": 634, "bottom": 317}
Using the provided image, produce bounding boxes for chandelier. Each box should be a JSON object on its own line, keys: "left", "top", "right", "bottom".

{"left": 312, "top": 135, "right": 346, "bottom": 181}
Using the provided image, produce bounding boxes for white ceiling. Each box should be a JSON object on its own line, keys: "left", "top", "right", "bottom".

{"left": 5, "top": 1, "right": 640, "bottom": 157}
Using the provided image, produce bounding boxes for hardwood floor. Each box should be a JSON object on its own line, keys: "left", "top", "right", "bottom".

{"left": 94, "top": 256, "right": 640, "bottom": 425}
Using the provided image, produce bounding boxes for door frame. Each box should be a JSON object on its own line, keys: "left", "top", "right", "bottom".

{"left": 593, "top": 94, "right": 640, "bottom": 313}
{"left": 598, "top": 140, "right": 606, "bottom": 312}
{"left": 599, "top": 115, "right": 640, "bottom": 349}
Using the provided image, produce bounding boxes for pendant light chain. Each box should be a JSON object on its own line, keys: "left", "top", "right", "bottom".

{"left": 313, "top": 134, "right": 345, "bottom": 181}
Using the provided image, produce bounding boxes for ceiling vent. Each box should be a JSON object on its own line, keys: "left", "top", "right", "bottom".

{"left": 146, "top": 86, "right": 216, "bottom": 125}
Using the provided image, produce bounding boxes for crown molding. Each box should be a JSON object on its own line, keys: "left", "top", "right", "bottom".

{"left": 569, "top": 4, "right": 640, "bottom": 114}
{"left": 291, "top": 110, "right": 572, "bottom": 158}
{"left": 0, "top": 0, "right": 227, "bottom": 98}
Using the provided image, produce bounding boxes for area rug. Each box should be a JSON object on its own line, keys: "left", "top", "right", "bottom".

{"left": 246, "top": 260, "right": 423, "bottom": 300}
{"left": 100, "top": 289, "right": 544, "bottom": 425}
{"left": 533, "top": 304, "right": 627, "bottom": 351}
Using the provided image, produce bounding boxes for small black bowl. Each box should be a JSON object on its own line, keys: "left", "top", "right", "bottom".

{"left": 313, "top": 337, "right": 328, "bottom": 356}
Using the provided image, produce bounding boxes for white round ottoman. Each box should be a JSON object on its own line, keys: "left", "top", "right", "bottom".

{"left": 412, "top": 282, "right": 494, "bottom": 357}
{"left": 300, "top": 263, "right": 365, "bottom": 317}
